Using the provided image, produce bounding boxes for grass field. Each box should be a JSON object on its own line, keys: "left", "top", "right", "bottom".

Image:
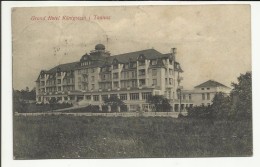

{"left": 13, "top": 115, "right": 252, "bottom": 159}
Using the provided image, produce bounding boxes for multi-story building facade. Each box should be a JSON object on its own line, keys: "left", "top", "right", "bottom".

{"left": 36, "top": 44, "right": 187, "bottom": 112}
{"left": 181, "top": 80, "right": 231, "bottom": 107}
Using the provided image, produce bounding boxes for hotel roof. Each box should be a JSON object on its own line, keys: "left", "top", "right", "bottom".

{"left": 44, "top": 47, "right": 177, "bottom": 74}
{"left": 195, "top": 80, "right": 230, "bottom": 88}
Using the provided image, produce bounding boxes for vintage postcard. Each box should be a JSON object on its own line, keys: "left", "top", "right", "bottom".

{"left": 12, "top": 5, "right": 252, "bottom": 159}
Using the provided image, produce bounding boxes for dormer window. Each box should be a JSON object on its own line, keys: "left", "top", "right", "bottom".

{"left": 151, "top": 60, "right": 157, "bottom": 65}
{"left": 124, "top": 64, "right": 129, "bottom": 69}
{"left": 113, "top": 64, "right": 118, "bottom": 69}
{"left": 139, "top": 60, "right": 145, "bottom": 66}
{"left": 130, "top": 62, "right": 136, "bottom": 68}
{"left": 169, "top": 59, "right": 173, "bottom": 65}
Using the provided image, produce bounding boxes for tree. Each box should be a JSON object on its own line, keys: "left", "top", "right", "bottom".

{"left": 230, "top": 72, "right": 252, "bottom": 119}
{"left": 103, "top": 96, "right": 125, "bottom": 112}
{"left": 211, "top": 92, "right": 231, "bottom": 119}
{"left": 147, "top": 95, "right": 172, "bottom": 112}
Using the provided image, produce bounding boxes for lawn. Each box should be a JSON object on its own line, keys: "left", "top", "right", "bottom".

{"left": 13, "top": 115, "right": 252, "bottom": 159}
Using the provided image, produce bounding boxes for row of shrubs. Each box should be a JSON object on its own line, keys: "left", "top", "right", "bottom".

{"left": 14, "top": 101, "right": 73, "bottom": 113}
{"left": 184, "top": 106, "right": 252, "bottom": 120}
{"left": 63, "top": 105, "right": 128, "bottom": 113}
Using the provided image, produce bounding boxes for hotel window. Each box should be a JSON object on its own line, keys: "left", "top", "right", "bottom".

{"left": 202, "top": 93, "right": 205, "bottom": 100}
{"left": 113, "top": 73, "right": 119, "bottom": 79}
{"left": 169, "top": 60, "right": 173, "bottom": 65}
{"left": 207, "top": 88, "right": 210, "bottom": 90}
{"left": 121, "top": 81, "right": 126, "bottom": 88}
{"left": 201, "top": 88, "right": 204, "bottom": 90}
{"left": 114, "top": 82, "right": 119, "bottom": 88}
{"left": 64, "top": 97, "right": 68, "bottom": 101}
{"left": 57, "top": 79, "right": 61, "bottom": 84}
{"left": 139, "top": 60, "right": 145, "bottom": 66}
{"left": 169, "top": 69, "right": 173, "bottom": 75}
{"left": 92, "top": 68, "right": 95, "bottom": 73}
{"left": 131, "top": 80, "right": 137, "bottom": 87}
{"left": 207, "top": 93, "right": 210, "bottom": 100}
{"left": 153, "top": 79, "right": 157, "bottom": 85}
{"left": 125, "top": 64, "right": 129, "bottom": 69}
{"left": 133, "top": 63, "right": 137, "bottom": 68}
{"left": 101, "top": 95, "right": 108, "bottom": 101}
{"left": 165, "top": 78, "right": 168, "bottom": 85}
{"left": 139, "top": 69, "right": 145, "bottom": 76}
{"left": 130, "top": 62, "right": 136, "bottom": 68}
{"left": 130, "top": 93, "right": 139, "bottom": 100}
{"left": 152, "top": 69, "right": 157, "bottom": 76}
{"left": 139, "top": 79, "right": 145, "bottom": 86}
{"left": 142, "top": 92, "right": 152, "bottom": 100}
{"left": 113, "top": 64, "right": 118, "bottom": 69}
{"left": 151, "top": 60, "right": 157, "bottom": 65}
{"left": 78, "top": 84, "right": 81, "bottom": 90}
{"left": 91, "top": 76, "right": 95, "bottom": 82}
{"left": 183, "top": 94, "right": 186, "bottom": 100}
{"left": 58, "top": 86, "right": 61, "bottom": 91}
{"left": 169, "top": 78, "right": 173, "bottom": 85}
{"left": 120, "top": 94, "right": 127, "bottom": 100}
{"left": 85, "top": 95, "right": 91, "bottom": 100}
{"left": 189, "top": 94, "right": 192, "bottom": 100}
{"left": 93, "top": 95, "right": 99, "bottom": 101}
{"left": 91, "top": 84, "right": 95, "bottom": 90}
{"left": 131, "top": 71, "right": 136, "bottom": 78}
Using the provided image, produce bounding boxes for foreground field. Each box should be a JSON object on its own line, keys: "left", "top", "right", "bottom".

{"left": 13, "top": 115, "right": 252, "bottom": 159}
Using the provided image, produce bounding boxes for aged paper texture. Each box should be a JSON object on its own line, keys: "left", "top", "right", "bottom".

{"left": 12, "top": 5, "right": 252, "bottom": 159}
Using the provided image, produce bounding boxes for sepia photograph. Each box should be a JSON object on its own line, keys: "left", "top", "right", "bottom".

{"left": 11, "top": 5, "right": 252, "bottom": 159}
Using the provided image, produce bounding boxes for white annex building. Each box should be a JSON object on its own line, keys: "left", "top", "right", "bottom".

{"left": 182, "top": 80, "right": 231, "bottom": 107}
{"left": 36, "top": 44, "right": 231, "bottom": 112}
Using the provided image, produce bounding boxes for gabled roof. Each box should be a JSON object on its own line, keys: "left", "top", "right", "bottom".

{"left": 195, "top": 80, "right": 230, "bottom": 88}
{"left": 42, "top": 48, "right": 175, "bottom": 75}
{"left": 109, "top": 49, "right": 163, "bottom": 63}
{"left": 47, "top": 62, "right": 79, "bottom": 73}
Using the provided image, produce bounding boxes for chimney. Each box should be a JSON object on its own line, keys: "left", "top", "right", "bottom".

{"left": 171, "top": 48, "right": 176, "bottom": 61}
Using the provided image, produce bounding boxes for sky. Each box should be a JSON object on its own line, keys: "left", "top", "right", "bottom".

{"left": 12, "top": 5, "right": 251, "bottom": 90}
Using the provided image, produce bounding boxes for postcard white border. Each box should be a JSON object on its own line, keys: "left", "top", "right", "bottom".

{"left": 2, "top": 1, "right": 260, "bottom": 167}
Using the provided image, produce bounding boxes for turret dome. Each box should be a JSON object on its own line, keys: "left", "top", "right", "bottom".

{"left": 95, "top": 44, "right": 105, "bottom": 50}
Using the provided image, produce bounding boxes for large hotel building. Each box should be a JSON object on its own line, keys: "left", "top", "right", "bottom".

{"left": 36, "top": 44, "right": 230, "bottom": 112}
